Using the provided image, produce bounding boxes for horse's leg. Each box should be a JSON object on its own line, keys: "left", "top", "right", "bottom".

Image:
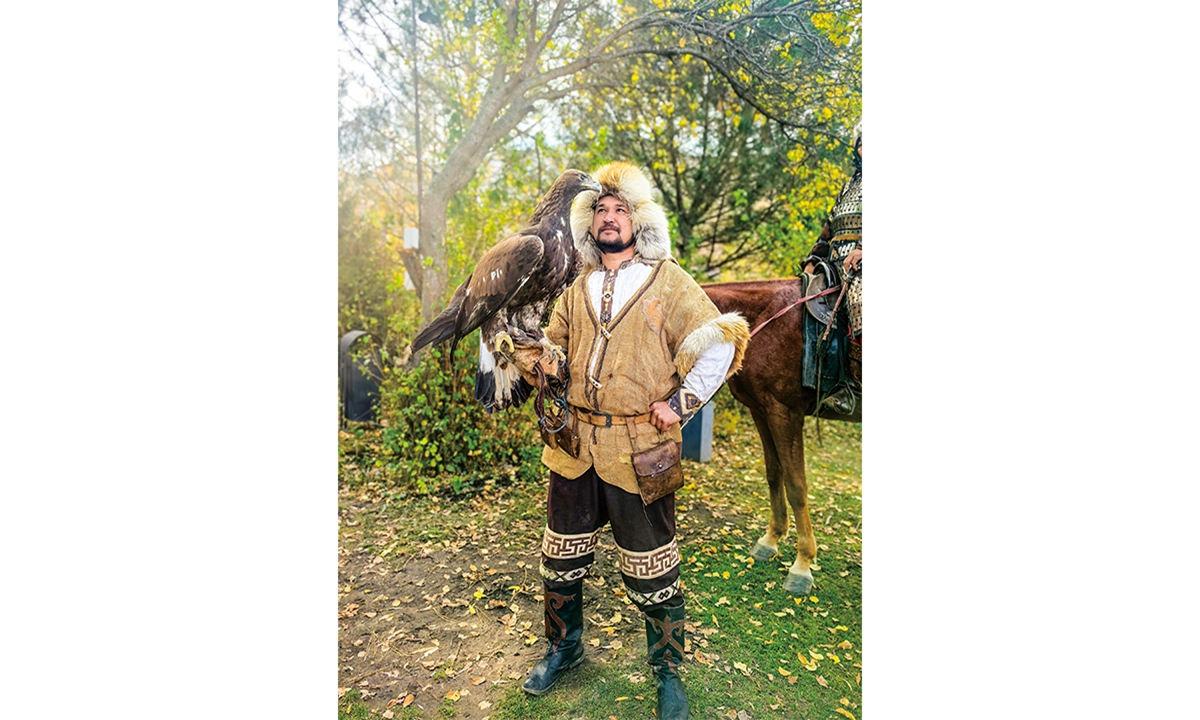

{"left": 748, "top": 407, "right": 788, "bottom": 562}
{"left": 768, "top": 406, "right": 816, "bottom": 595}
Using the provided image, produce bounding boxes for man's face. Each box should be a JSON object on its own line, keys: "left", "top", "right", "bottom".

{"left": 591, "top": 194, "right": 634, "bottom": 254}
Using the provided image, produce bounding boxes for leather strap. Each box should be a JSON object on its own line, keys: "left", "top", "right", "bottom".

{"left": 571, "top": 406, "right": 654, "bottom": 427}
{"left": 749, "top": 284, "right": 840, "bottom": 338}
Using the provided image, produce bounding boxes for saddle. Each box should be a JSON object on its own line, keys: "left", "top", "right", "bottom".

{"left": 804, "top": 258, "right": 841, "bottom": 326}
{"left": 800, "top": 263, "right": 859, "bottom": 418}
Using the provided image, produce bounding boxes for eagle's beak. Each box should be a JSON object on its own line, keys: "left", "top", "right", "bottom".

{"left": 583, "top": 176, "right": 602, "bottom": 193}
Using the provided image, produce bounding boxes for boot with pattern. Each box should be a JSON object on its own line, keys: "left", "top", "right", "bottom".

{"left": 645, "top": 600, "right": 690, "bottom": 720}
{"left": 522, "top": 581, "right": 585, "bottom": 695}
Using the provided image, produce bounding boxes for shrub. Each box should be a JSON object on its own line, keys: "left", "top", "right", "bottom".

{"left": 375, "top": 338, "right": 544, "bottom": 494}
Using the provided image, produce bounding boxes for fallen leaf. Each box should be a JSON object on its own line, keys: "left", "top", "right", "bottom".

{"left": 778, "top": 667, "right": 791, "bottom": 676}
{"left": 471, "top": 677, "right": 487, "bottom": 686}
{"left": 834, "top": 709, "right": 855, "bottom": 719}
{"left": 382, "top": 712, "right": 393, "bottom": 719}
{"left": 402, "top": 694, "right": 414, "bottom": 708}
{"left": 445, "top": 690, "right": 460, "bottom": 701}
{"left": 479, "top": 701, "right": 492, "bottom": 710}
{"left": 817, "top": 675, "right": 829, "bottom": 688}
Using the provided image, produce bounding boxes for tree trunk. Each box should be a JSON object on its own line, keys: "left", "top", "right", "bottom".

{"left": 417, "top": 193, "right": 448, "bottom": 326}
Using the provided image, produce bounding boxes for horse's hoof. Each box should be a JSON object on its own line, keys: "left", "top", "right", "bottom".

{"left": 782, "top": 570, "right": 814, "bottom": 595}
{"left": 749, "top": 540, "right": 778, "bottom": 562}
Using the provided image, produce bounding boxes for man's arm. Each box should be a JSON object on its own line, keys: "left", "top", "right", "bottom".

{"left": 655, "top": 341, "right": 736, "bottom": 430}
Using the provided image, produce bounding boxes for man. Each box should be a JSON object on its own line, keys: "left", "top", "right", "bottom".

{"left": 522, "top": 162, "right": 750, "bottom": 720}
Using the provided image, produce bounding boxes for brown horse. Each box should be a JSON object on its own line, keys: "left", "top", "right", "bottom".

{"left": 702, "top": 278, "right": 860, "bottom": 595}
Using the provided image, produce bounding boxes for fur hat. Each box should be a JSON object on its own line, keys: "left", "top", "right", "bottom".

{"left": 570, "top": 162, "right": 671, "bottom": 271}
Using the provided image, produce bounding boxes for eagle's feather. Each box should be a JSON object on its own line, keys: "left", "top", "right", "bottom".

{"left": 410, "top": 169, "right": 602, "bottom": 412}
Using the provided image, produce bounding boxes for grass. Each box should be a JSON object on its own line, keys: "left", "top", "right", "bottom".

{"left": 339, "top": 391, "right": 861, "bottom": 719}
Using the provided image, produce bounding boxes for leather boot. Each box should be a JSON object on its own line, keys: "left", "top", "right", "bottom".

{"left": 645, "top": 600, "right": 690, "bottom": 720}
{"left": 522, "top": 581, "right": 585, "bottom": 695}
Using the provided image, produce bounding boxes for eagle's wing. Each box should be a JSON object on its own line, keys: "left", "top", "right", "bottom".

{"left": 455, "top": 232, "right": 544, "bottom": 335}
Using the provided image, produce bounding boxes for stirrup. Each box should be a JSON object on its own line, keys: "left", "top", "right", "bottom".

{"left": 821, "top": 386, "right": 857, "bottom": 415}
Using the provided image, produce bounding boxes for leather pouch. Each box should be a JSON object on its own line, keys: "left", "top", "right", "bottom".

{"left": 631, "top": 440, "right": 683, "bottom": 506}
{"left": 540, "top": 414, "right": 580, "bottom": 459}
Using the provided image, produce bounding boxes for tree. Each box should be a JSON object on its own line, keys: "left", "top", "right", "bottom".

{"left": 339, "top": 0, "right": 861, "bottom": 324}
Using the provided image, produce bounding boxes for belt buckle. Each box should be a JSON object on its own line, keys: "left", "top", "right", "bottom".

{"left": 595, "top": 411, "right": 612, "bottom": 428}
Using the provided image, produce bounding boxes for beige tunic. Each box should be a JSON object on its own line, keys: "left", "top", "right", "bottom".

{"left": 541, "top": 258, "right": 746, "bottom": 494}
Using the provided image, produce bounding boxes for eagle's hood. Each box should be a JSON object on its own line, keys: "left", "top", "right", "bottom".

{"left": 570, "top": 162, "right": 671, "bottom": 272}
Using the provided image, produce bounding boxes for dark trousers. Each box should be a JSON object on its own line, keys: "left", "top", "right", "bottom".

{"left": 539, "top": 467, "right": 682, "bottom": 610}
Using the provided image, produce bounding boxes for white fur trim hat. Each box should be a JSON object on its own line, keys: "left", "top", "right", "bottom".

{"left": 570, "top": 162, "right": 671, "bottom": 271}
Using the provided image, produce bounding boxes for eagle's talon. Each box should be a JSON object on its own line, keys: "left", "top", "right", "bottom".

{"left": 495, "top": 332, "right": 515, "bottom": 356}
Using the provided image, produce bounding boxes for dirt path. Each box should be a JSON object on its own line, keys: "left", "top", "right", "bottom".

{"left": 337, "top": 477, "right": 750, "bottom": 718}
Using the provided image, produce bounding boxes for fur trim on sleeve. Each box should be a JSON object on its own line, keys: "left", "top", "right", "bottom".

{"left": 674, "top": 312, "right": 751, "bottom": 380}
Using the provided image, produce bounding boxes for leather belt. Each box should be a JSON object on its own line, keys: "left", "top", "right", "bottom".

{"left": 571, "top": 407, "right": 653, "bottom": 428}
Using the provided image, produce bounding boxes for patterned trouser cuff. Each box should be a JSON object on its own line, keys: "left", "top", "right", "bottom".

{"left": 618, "top": 539, "right": 680, "bottom": 580}
{"left": 625, "top": 579, "right": 681, "bottom": 608}
{"left": 541, "top": 527, "right": 600, "bottom": 560}
{"left": 539, "top": 564, "right": 589, "bottom": 584}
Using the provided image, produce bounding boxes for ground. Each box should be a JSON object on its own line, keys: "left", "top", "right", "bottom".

{"left": 338, "top": 406, "right": 861, "bottom": 720}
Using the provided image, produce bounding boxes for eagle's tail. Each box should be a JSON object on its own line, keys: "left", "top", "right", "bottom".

{"left": 474, "top": 338, "right": 533, "bottom": 413}
{"left": 410, "top": 300, "right": 461, "bottom": 355}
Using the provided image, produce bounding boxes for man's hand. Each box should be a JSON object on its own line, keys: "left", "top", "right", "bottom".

{"left": 842, "top": 247, "right": 862, "bottom": 273}
{"left": 649, "top": 401, "right": 681, "bottom": 432}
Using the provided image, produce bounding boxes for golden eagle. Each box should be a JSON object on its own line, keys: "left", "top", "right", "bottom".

{"left": 409, "top": 169, "right": 601, "bottom": 412}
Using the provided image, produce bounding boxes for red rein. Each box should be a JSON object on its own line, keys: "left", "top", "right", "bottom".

{"left": 748, "top": 284, "right": 840, "bottom": 338}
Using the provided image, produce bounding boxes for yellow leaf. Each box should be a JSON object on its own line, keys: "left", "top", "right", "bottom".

{"left": 778, "top": 667, "right": 791, "bottom": 676}
{"left": 615, "top": 697, "right": 629, "bottom": 701}
{"left": 835, "top": 709, "right": 855, "bottom": 719}
{"left": 445, "top": 690, "right": 460, "bottom": 701}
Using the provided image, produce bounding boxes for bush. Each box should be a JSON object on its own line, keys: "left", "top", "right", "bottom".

{"left": 375, "top": 338, "right": 545, "bottom": 494}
